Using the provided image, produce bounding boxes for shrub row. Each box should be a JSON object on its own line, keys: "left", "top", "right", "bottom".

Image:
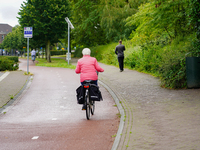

{"left": 0, "top": 56, "right": 19, "bottom": 71}
{"left": 51, "top": 50, "right": 68, "bottom": 56}
{"left": 0, "top": 56, "right": 19, "bottom": 63}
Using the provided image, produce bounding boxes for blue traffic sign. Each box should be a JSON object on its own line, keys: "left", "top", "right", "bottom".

{"left": 24, "top": 27, "right": 33, "bottom": 38}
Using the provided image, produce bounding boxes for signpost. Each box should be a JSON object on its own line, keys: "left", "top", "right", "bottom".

{"left": 65, "top": 17, "right": 74, "bottom": 65}
{"left": 24, "top": 27, "right": 33, "bottom": 74}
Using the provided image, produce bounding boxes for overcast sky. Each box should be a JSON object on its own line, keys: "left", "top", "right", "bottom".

{"left": 0, "top": 0, "right": 25, "bottom": 27}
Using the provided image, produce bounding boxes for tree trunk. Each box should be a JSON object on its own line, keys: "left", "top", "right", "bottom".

{"left": 46, "top": 40, "right": 51, "bottom": 62}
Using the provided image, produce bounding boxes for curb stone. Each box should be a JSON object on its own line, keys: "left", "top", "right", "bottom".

{"left": 99, "top": 80, "right": 125, "bottom": 150}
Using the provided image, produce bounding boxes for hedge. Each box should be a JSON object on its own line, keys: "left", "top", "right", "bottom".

{"left": 0, "top": 56, "right": 19, "bottom": 71}
{"left": 51, "top": 50, "right": 68, "bottom": 56}
{"left": 0, "top": 56, "right": 19, "bottom": 63}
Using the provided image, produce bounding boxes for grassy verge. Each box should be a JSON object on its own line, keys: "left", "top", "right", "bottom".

{"left": 35, "top": 58, "right": 76, "bottom": 69}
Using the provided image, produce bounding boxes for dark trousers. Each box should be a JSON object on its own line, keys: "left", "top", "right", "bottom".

{"left": 118, "top": 56, "right": 124, "bottom": 71}
{"left": 81, "top": 80, "right": 98, "bottom": 86}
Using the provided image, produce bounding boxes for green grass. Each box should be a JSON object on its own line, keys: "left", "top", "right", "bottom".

{"left": 9, "top": 95, "right": 14, "bottom": 99}
{"left": 112, "top": 134, "right": 117, "bottom": 138}
{"left": 35, "top": 58, "right": 76, "bottom": 69}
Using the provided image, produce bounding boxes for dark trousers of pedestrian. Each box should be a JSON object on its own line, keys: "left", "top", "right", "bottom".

{"left": 118, "top": 56, "right": 124, "bottom": 71}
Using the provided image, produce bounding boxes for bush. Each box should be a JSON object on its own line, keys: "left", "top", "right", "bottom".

{"left": 101, "top": 48, "right": 118, "bottom": 65}
{"left": 0, "top": 56, "right": 19, "bottom": 63}
{"left": 0, "top": 57, "right": 19, "bottom": 71}
{"left": 7, "top": 56, "right": 19, "bottom": 63}
{"left": 159, "top": 58, "right": 186, "bottom": 89}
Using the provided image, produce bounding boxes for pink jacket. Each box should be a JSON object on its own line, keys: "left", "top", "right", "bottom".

{"left": 75, "top": 55, "right": 104, "bottom": 82}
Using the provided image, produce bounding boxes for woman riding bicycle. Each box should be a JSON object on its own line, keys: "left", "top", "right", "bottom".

{"left": 75, "top": 48, "right": 104, "bottom": 109}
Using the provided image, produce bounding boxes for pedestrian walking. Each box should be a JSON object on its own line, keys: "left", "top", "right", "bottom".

{"left": 31, "top": 49, "right": 36, "bottom": 62}
{"left": 115, "top": 40, "right": 125, "bottom": 72}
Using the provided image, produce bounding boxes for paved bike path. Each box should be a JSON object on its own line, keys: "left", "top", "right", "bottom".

{"left": 0, "top": 59, "right": 119, "bottom": 150}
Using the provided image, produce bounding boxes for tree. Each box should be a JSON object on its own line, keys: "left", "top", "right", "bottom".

{"left": 2, "top": 25, "right": 26, "bottom": 55}
{"left": 71, "top": 0, "right": 107, "bottom": 46}
{"left": 188, "top": 0, "right": 200, "bottom": 55}
{"left": 126, "top": 0, "right": 191, "bottom": 44}
{"left": 100, "top": 0, "right": 146, "bottom": 41}
{"left": 18, "top": 0, "right": 71, "bottom": 62}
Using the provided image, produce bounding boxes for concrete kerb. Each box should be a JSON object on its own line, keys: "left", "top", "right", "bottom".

{"left": 99, "top": 80, "right": 125, "bottom": 150}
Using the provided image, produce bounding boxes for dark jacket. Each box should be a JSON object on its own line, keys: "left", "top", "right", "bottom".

{"left": 115, "top": 44, "right": 125, "bottom": 57}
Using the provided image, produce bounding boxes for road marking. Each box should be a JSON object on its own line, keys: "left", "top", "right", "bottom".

{"left": 52, "top": 118, "right": 57, "bottom": 120}
{"left": 0, "top": 72, "right": 10, "bottom": 82}
{"left": 63, "top": 97, "right": 67, "bottom": 99}
{"left": 32, "top": 136, "right": 39, "bottom": 140}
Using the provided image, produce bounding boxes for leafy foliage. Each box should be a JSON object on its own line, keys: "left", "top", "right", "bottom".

{"left": 0, "top": 56, "right": 19, "bottom": 71}
{"left": 100, "top": 0, "right": 138, "bottom": 41}
{"left": 71, "top": 0, "right": 146, "bottom": 45}
{"left": 18, "top": 0, "right": 71, "bottom": 62}
{"left": 126, "top": 0, "right": 191, "bottom": 44}
{"left": 187, "top": 0, "right": 200, "bottom": 56}
{"left": 2, "top": 25, "right": 26, "bottom": 53}
{"left": 73, "top": 48, "right": 84, "bottom": 58}
{"left": 71, "top": 0, "right": 107, "bottom": 46}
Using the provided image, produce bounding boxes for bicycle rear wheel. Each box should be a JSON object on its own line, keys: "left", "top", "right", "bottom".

{"left": 91, "top": 101, "right": 95, "bottom": 115}
{"left": 86, "top": 91, "right": 91, "bottom": 120}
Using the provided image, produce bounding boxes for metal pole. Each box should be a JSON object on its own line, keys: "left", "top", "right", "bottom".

{"left": 27, "top": 38, "right": 29, "bottom": 74}
{"left": 67, "top": 24, "right": 70, "bottom": 65}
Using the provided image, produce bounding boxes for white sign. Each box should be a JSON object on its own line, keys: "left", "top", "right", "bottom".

{"left": 24, "top": 27, "right": 33, "bottom": 38}
{"left": 66, "top": 53, "right": 71, "bottom": 60}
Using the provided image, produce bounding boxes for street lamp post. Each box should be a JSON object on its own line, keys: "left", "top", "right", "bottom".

{"left": 65, "top": 17, "right": 74, "bottom": 65}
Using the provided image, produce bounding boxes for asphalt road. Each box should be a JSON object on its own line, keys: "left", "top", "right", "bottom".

{"left": 0, "top": 59, "right": 119, "bottom": 150}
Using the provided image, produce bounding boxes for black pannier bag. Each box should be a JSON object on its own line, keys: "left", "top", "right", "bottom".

{"left": 89, "top": 84, "right": 103, "bottom": 101}
{"left": 76, "top": 85, "right": 85, "bottom": 104}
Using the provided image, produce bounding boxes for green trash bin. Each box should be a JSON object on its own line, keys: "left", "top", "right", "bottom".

{"left": 186, "top": 57, "right": 200, "bottom": 88}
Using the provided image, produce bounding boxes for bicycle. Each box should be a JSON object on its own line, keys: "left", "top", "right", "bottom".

{"left": 83, "top": 80, "right": 96, "bottom": 120}
{"left": 32, "top": 55, "right": 35, "bottom": 63}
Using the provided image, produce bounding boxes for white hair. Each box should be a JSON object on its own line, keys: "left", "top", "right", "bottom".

{"left": 82, "top": 48, "right": 91, "bottom": 55}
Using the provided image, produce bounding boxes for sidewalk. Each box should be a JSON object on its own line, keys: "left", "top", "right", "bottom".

{"left": 98, "top": 63, "right": 200, "bottom": 150}
{"left": 0, "top": 71, "right": 29, "bottom": 109}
